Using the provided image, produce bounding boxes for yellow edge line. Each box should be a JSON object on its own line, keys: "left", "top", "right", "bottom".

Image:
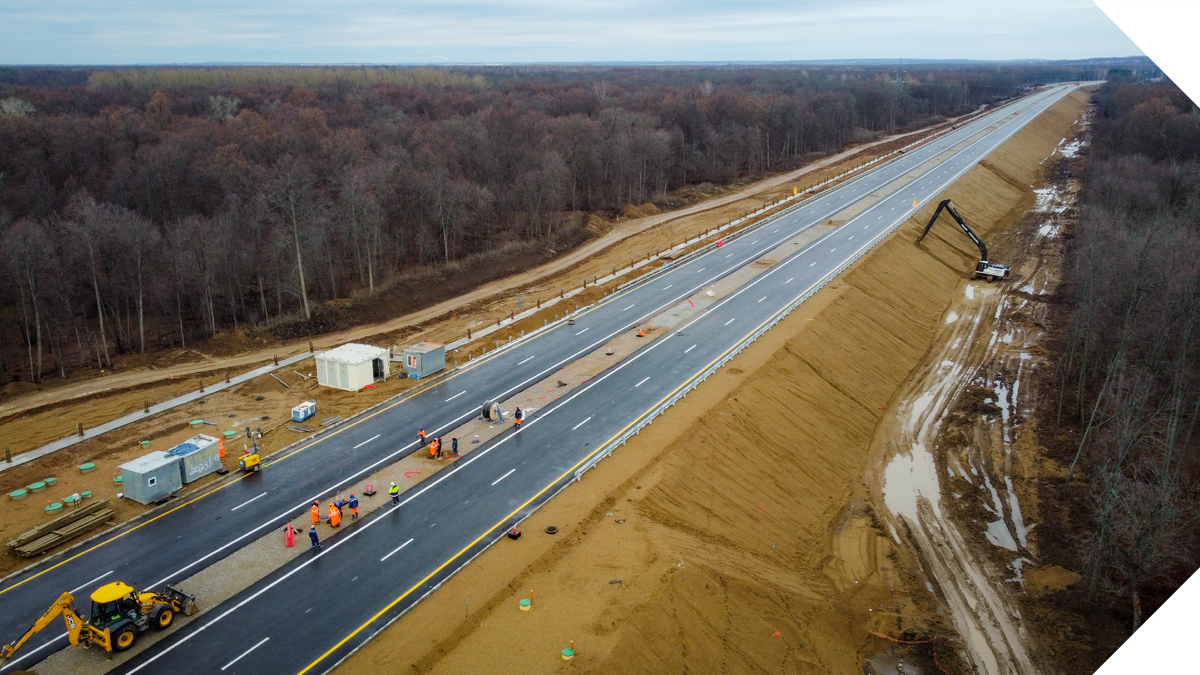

{"left": 0, "top": 317, "right": 580, "bottom": 598}
{"left": 295, "top": 246, "right": 865, "bottom": 674}
{"left": 0, "top": 120, "right": 898, "bottom": 602}
{"left": 0, "top": 265, "right": 686, "bottom": 595}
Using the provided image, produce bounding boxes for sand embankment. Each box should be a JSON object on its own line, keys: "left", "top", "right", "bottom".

{"left": 330, "top": 89, "right": 1092, "bottom": 675}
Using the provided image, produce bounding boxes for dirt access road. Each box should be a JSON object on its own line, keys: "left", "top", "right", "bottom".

{"left": 332, "top": 92, "right": 1088, "bottom": 674}
{"left": 0, "top": 120, "right": 956, "bottom": 420}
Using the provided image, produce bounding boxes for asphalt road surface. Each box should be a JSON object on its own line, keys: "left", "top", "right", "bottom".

{"left": 0, "top": 83, "right": 1082, "bottom": 673}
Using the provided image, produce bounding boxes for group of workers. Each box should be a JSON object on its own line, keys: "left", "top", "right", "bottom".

{"left": 304, "top": 492, "right": 361, "bottom": 550}
{"left": 304, "top": 406, "right": 533, "bottom": 553}
{"left": 417, "top": 427, "right": 463, "bottom": 459}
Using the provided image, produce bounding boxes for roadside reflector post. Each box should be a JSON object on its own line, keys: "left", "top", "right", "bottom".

{"left": 77, "top": 422, "right": 84, "bottom": 437}
{"left": 144, "top": 400, "right": 150, "bottom": 413}
{"left": 225, "top": 371, "right": 230, "bottom": 383}
{"left": 273, "top": 354, "right": 279, "bottom": 365}
{"left": 308, "top": 340, "right": 314, "bottom": 353}
{"left": 467, "top": 328, "right": 471, "bottom": 339}
{"left": 199, "top": 379, "right": 204, "bottom": 393}
{"left": 4, "top": 448, "right": 10, "bottom": 464}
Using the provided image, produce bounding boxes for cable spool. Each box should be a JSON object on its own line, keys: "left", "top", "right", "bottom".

{"left": 481, "top": 400, "right": 495, "bottom": 420}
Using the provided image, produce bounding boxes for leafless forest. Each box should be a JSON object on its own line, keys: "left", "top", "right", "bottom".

{"left": 1057, "top": 76, "right": 1200, "bottom": 630}
{"left": 1, "top": 63, "right": 1106, "bottom": 384}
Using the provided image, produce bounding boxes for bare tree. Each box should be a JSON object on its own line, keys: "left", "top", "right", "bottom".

{"left": 340, "top": 165, "right": 385, "bottom": 295}
{"left": 65, "top": 192, "right": 113, "bottom": 369}
{"left": 264, "top": 156, "right": 316, "bottom": 320}
{"left": 112, "top": 206, "right": 160, "bottom": 353}
{"left": 4, "top": 219, "right": 51, "bottom": 382}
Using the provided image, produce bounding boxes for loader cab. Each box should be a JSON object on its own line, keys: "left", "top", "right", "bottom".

{"left": 89, "top": 582, "right": 139, "bottom": 629}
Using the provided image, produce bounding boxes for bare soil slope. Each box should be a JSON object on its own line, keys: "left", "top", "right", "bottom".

{"left": 335, "top": 91, "right": 1090, "bottom": 674}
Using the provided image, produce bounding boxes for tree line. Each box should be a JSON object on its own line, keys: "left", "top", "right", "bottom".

{"left": 1, "top": 64, "right": 1109, "bottom": 385}
{"left": 1057, "top": 77, "right": 1200, "bottom": 630}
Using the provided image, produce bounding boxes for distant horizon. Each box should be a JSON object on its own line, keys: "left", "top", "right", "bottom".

{"left": 0, "top": 1, "right": 1140, "bottom": 65}
{"left": 0, "top": 56, "right": 1154, "bottom": 69}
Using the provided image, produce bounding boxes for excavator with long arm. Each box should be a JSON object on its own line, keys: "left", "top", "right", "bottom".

{"left": 0, "top": 582, "right": 197, "bottom": 663}
{"left": 916, "top": 199, "right": 1010, "bottom": 281}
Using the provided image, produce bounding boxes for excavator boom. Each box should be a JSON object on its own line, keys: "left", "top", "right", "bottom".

{"left": 916, "top": 199, "right": 989, "bottom": 261}
{"left": 0, "top": 592, "right": 79, "bottom": 661}
{"left": 915, "top": 199, "right": 1009, "bottom": 280}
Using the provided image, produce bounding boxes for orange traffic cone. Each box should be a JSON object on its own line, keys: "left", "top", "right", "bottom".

{"left": 218, "top": 438, "right": 225, "bottom": 458}
{"left": 637, "top": 329, "right": 645, "bottom": 337}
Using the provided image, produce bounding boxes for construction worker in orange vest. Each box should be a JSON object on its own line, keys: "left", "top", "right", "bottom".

{"left": 416, "top": 426, "right": 427, "bottom": 446}
{"left": 328, "top": 502, "right": 341, "bottom": 527}
{"left": 430, "top": 437, "right": 440, "bottom": 458}
{"left": 310, "top": 500, "right": 320, "bottom": 524}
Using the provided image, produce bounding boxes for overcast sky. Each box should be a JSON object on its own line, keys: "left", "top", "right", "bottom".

{"left": 0, "top": 0, "right": 1140, "bottom": 65}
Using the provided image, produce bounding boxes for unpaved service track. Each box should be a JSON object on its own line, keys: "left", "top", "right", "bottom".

{"left": 0, "top": 85, "right": 1080, "bottom": 674}
{"left": 87, "top": 86, "right": 1087, "bottom": 675}
{"left": 331, "top": 89, "right": 1090, "bottom": 675}
{"left": 0, "top": 124, "right": 930, "bottom": 422}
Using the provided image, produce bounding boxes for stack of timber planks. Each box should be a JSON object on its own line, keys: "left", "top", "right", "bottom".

{"left": 6, "top": 499, "right": 114, "bottom": 557}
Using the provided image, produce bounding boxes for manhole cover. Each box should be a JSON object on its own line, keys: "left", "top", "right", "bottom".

{"left": 544, "top": 525, "right": 559, "bottom": 535}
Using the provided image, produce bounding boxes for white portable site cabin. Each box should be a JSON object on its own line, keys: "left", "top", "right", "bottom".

{"left": 315, "top": 343, "right": 390, "bottom": 391}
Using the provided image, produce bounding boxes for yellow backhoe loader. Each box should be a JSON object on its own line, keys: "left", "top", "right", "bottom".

{"left": 0, "top": 582, "right": 198, "bottom": 662}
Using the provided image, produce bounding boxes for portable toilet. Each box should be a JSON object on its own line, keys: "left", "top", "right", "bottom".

{"left": 118, "top": 451, "right": 183, "bottom": 504}
{"left": 401, "top": 342, "right": 446, "bottom": 380}
{"left": 166, "top": 434, "right": 221, "bottom": 484}
{"left": 292, "top": 401, "right": 316, "bottom": 422}
{"left": 315, "top": 343, "right": 390, "bottom": 391}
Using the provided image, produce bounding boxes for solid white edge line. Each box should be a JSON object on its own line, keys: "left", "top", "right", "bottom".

{"left": 490, "top": 469, "right": 516, "bottom": 486}
{"left": 380, "top": 538, "right": 414, "bottom": 562}
{"left": 48, "top": 87, "right": 1076, "bottom": 675}
{"left": 572, "top": 417, "right": 592, "bottom": 431}
{"left": 231, "top": 493, "right": 267, "bottom": 512}
{"left": 353, "top": 434, "right": 380, "bottom": 449}
{"left": 69, "top": 570, "right": 113, "bottom": 595}
{"left": 221, "top": 636, "right": 270, "bottom": 671}
{"left": 0, "top": 634, "right": 65, "bottom": 671}
{"left": 122, "top": 91, "right": 1069, "bottom": 668}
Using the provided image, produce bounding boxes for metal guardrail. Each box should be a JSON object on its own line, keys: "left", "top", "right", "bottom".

{"left": 571, "top": 87, "right": 1070, "bottom": 481}
{"left": 572, "top": 156, "right": 978, "bottom": 482}
{"left": 612, "top": 107, "right": 995, "bottom": 296}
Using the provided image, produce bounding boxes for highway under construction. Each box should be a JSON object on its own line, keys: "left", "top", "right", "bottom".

{"left": 0, "top": 82, "right": 1089, "bottom": 675}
